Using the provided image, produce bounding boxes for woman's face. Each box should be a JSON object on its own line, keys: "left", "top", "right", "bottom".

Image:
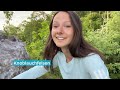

{"left": 51, "top": 11, "right": 74, "bottom": 49}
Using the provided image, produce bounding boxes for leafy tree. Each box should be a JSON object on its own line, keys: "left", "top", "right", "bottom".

{"left": 3, "top": 11, "right": 14, "bottom": 36}
{"left": 26, "top": 20, "right": 49, "bottom": 59}
{"left": 85, "top": 11, "right": 120, "bottom": 64}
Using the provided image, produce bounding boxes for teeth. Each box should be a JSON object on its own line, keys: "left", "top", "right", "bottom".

{"left": 57, "top": 37, "right": 64, "bottom": 40}
{"left": 57, "top": 38, "right": 64, "bottom": 40}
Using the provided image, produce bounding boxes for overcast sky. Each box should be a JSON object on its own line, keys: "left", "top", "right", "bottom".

{"left": 0, "top": 11, "right": 51, "bottom": 30}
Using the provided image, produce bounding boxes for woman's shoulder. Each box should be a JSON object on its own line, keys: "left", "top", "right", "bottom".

{"left": 82, "top": 53, "right": 103, "bottom": 62}
{"left": 53, "top": 51, "right": 61, "bottom": 58}
{"left": 81, "top": 53, "right": 106, "bottom": 70}
{"left": 80, "top": 53, "right": 110, "bottom": 79}
{"left": 52, "top": 51, "right": 62, "bottom": 68}
{"left": 54, "top": 51, "right": 63, "bottom": 58}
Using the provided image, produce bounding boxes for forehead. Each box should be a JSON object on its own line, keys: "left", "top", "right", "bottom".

{"left": 53, "top": 12, "right": 71, "bottom": 21}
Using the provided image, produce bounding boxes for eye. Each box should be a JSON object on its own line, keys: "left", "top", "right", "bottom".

{"left": 64, "top": 25, "right": 71, "bottom": 28}
{"left": 53, "top": 25, "right": 58, "bottom": 28}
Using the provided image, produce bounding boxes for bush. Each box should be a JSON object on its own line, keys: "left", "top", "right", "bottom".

{"left": 107, "top": 63, "right": 120, "bottom": 79}
{"left": 38, "top": 67, "right": 62, "bottom": 79}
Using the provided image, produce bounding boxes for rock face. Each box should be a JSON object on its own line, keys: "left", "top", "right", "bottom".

{"left": 0, "top": 30, "right": 30, "bottom": 79}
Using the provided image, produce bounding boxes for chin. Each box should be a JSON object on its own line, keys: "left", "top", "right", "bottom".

{"left": 55, "top": 44, "right": 66, "bottom": 48}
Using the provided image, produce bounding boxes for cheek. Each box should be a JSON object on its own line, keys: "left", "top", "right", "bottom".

{"left": 51, "top": 30, "right": 55, "bottom": 39}
{"left": 66, "top": 30, "right": 74, "bottom": 40}
{"left": 71, "top": 33, "right": 74, "bottom": 39}
{"left": 69, "top": 34, "right": 74, "bottom": 42}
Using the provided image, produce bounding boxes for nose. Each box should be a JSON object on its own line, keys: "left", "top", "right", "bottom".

{"left": 57, "top": 26, "right": 64, "bottom": 34}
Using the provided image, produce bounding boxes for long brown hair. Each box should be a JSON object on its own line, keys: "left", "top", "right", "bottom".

{"left": 43, "top": 11, "right": 104, "bottom": 70}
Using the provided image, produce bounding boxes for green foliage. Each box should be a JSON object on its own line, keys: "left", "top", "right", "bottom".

{"left": 84, "top": 11, "right": 120, "bottom": 63}
{"left": 104, "top": 12, "right": 120, "bottom": 63}
{"left": 3, "top": 11, "right": 14, "bottom": 36}
{"left": 109, "top": 73, "right": 120, "bottom": 79}
{"left": 26, "top": 20, "right": 49, "bottom": 59}
{"left": 107, "top": 63, "right": 120, "bottom": 79}
{"left": 38, "top": 67, "right": 62, "bottom": 79}
{"left": 3, "top": 24, "right": 18, "bottom": 35}
{"left": 81, "top": 12, "right": 103, "bottom": 37}
{"left": 23, "top": 19, "right": 43, "bottom": 44}
{"left": 76, "top": 11, "right": 89, "bottom": 18}
{"left": 3, "top": 11, "right": 13, "bottom": 24}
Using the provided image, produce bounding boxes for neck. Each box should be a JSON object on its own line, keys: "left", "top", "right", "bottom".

{"left": 61, "top": 47, "right": 73, "bottom": 63}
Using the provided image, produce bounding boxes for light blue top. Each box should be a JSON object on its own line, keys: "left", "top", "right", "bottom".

{"left": 12, "top": 51, "right": 110, "bottom": 79}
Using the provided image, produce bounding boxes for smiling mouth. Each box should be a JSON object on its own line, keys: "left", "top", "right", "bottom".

{"left": 56, "top": 37, "right": 64, "bottom": 40}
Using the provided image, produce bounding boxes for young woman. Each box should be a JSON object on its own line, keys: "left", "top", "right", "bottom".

{"left": 12, "top": 11, "right": 110, "bottom": 79}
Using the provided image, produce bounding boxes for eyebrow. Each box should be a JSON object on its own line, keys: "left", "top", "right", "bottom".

{"left": 53, "top": 21, "right": 71, "bottom": 23}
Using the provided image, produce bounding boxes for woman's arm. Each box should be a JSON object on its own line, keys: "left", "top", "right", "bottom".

{"left": 12, "top": 52, "right": 60, "bottom": 79}
{"left": 12, "top": 66, "right": 48, "bottom": 79}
